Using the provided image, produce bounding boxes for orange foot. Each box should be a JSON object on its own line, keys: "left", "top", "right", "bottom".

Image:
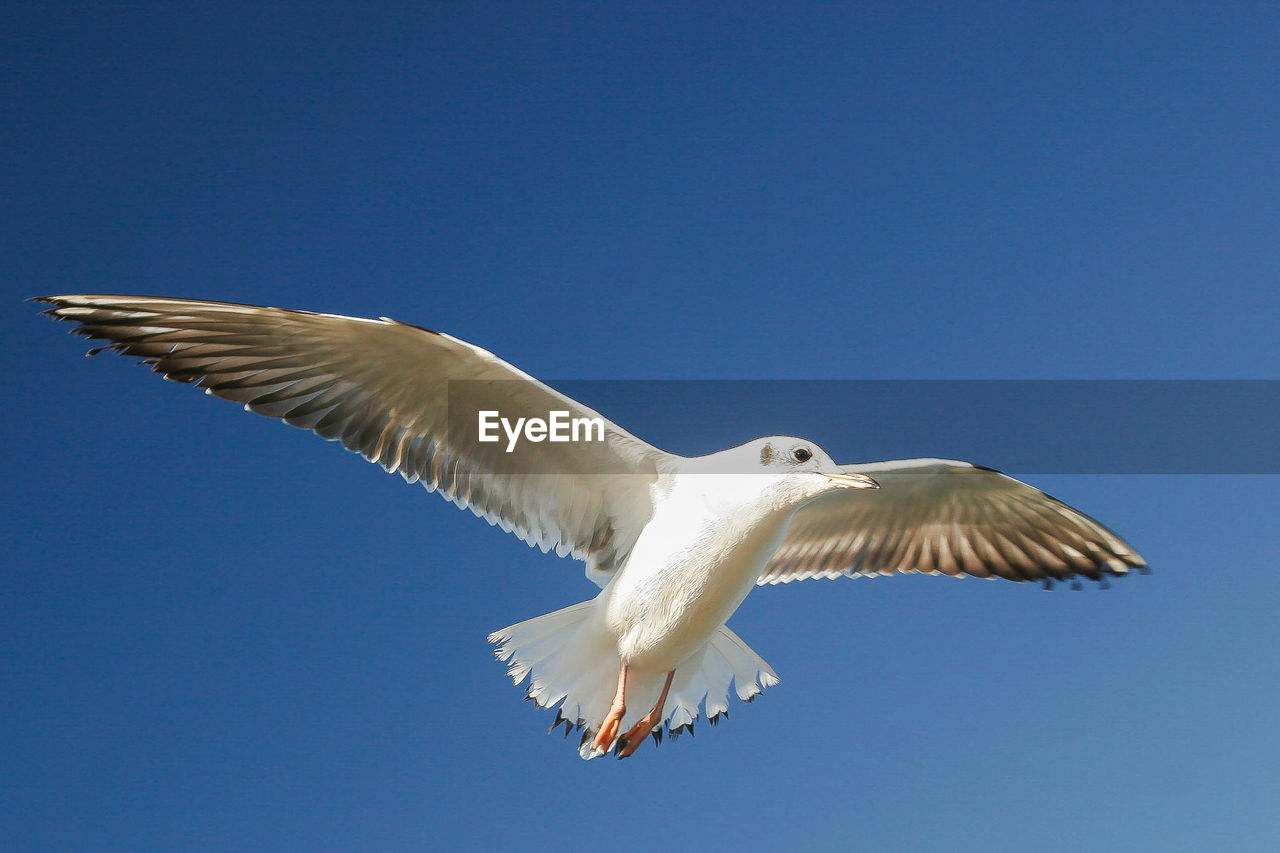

{"left": 592, "top": 665, "right": 629, "bottom": 754}
{"left": 616, "top": 710, "right": 661, "bottom": 758}
{"left": 616, "top": 669, "right": 675, "bottom": 759}
{"left": 592, "top": 701, "right": 625, "bottom": 753}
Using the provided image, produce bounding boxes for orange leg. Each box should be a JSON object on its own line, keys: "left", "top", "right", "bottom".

{"left": 591, "top": 664, "right": 628, "bottom": 753}
{"left": 617, "top": 669, "right": 675, "bottom": 758}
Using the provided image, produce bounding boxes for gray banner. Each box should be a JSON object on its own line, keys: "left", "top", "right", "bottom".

{"left": 446, "top": 380, "right": 1280, "bottom": 474}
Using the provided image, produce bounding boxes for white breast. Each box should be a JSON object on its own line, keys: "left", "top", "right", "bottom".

{"left": 601, "top": 475, "right": 794, "bottom": 669}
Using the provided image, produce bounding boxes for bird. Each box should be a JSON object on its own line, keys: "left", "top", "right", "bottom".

{"left": 36, "top": 295, "right": 1147, "bottom": 759}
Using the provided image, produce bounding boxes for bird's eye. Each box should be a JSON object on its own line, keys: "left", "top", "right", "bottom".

{"left": 793, "top": 447, "right": 812, "bottom": 463}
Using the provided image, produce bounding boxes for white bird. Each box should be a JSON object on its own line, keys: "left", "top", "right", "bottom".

{"left": 37, "top": 295, "right": 1146, "bottom": 759}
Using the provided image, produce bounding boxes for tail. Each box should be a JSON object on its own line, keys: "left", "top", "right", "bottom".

{"left": 488, "top": 601, "right": 780, "bottom": 760}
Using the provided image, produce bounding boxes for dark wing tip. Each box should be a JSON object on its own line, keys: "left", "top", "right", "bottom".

{"left": 31, "top": 295, "right": 65, "bottom": 317}
{"left": 381, "top": 317, "right": 443, "bottom": 337}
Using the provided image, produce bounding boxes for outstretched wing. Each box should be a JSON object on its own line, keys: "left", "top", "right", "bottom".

{"left": 761, "top": 458, "right": 1145, "bottom": 585}
{"left": 39, "top": 295, "right": 668, "bottom": 572}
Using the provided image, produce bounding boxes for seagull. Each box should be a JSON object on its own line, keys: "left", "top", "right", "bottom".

{"left": 37, "top": 295, "right": 1146, "bottom": 759}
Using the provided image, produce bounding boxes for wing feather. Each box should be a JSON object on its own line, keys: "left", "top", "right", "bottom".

{"left": 761, "top": 459, "right": 1144, "bottom": 585}
{"left": 39, "top": 295, "right": 668, "bottom": 575}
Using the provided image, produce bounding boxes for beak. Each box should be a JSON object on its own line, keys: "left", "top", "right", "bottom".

{"left": 824, "top": 471, "right": 880, "bottom": 490}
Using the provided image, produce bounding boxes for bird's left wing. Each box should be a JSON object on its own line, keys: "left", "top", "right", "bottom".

{"left": 761, "top": 459, "right": 1145, "bottom": 586}
{"left": 38, "top": 295, "right": 669, "bottom": 573}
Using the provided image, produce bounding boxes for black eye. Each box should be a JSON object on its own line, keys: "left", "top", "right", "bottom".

{"left": 793, "top": 447, "right": 812, "bottom": 463}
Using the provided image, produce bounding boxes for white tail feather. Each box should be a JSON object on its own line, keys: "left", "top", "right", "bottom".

{"left": 488, "top": 600, "right": 779, "bottom": 760}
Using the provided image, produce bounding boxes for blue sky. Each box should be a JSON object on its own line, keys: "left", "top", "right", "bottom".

{"left": 3, "top": 3, "right": 1279, "bottom": 851}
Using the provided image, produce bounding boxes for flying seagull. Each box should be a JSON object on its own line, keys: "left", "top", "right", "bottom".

{"left": 37, "top": 295, "right": 1146, "bottom": 759}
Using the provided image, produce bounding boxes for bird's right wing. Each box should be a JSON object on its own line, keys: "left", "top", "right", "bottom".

{"left": 761, "top": 459, "right": 1145, "bottom": 585}
{"left": 39, "top": 295, "right": 668, "bottom": 572}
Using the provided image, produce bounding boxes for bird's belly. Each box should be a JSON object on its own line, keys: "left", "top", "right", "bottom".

{"left": 603, "top": 515, "right": 789, "bottom": 670}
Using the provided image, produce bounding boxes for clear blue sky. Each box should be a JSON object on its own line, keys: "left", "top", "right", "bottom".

{"left": 4, "top": 3, "right": 1279, "bottom": 851}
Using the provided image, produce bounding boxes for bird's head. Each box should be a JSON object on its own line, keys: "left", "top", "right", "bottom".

{"left": 706, "top": 436, "right": 879, "bottom": 512}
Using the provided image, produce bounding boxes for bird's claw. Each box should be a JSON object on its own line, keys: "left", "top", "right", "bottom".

{"left": 592, "top": 702, "right": 625, "bottom": 753}
{"left": 615, "top": 715, "right": 659, "bottom": 758}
